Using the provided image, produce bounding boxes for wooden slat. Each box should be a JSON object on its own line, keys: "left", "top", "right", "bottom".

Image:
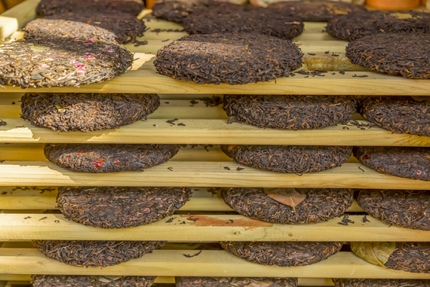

{"left": 0, "top": 213, "right": 427, "bottom": 242}
{"left": 1, "top": 118, "right": 429, "bottom": 146}
{"left": 0, "top": 161, "right": 429, "bottom": 189}
{"left": 0, "top": 0, "right": 36, "bottom": 40}
{"left": 0, "top": 249, "right": 429, "bottom": 279}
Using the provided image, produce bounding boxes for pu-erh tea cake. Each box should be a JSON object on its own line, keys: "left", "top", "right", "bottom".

{"left": 223, "top": 95, "right": 357, "bottom": 130}
{"left": 221, "top": 241, "right": 343, "bottom": 266}
{"left": 152, "top": 0, "right": 219, "bottom": 23}
{"left": 334, "top": 278, "right": 430, "bottom": 287}
{"left": 25, "top": 11, "right": 146, "bottom": 44}
{"left": 354, "top": 146, "right": 430, "bottom": 181}
{"left": 57, "top": 186, "right": 192, "bottom": 228}
{"left": 327, "top": 11, "right": 430, "bottom": 41}
{"left": 176, "top": 277, "right": 298, "bottom": 287}
{"left": 33, "top": 240, "right": 165, "bottom": 267}
{"left": 357, "top": 190, "right": 429, "bottom": 231}
{"left": 154, "top": 33, "right": 303, "bottom": 85}
{"left": 182, "top": 4, "right": 304, "bottom": 40}
{"left": 221, "top": 188, "right": 354, "bottom": 224}
{"left": 221, "top": 145, "right": 352, "bottom": 173}
{"left": 351, "top": 242, "right": 430, "bottom": 273}
{"left": 21, "top": 93, "right": 160, "bottom": 132}
{"left": 0, "top": 40, "right": 133, "bottom": 88}
{"left": 37, "top": 0, "right": 144, "bottom": 16}
{"left": 32, "top": 275, "right": 156, "bottom": 287}
{"left": 44, "top": 144, "right": 180, "bottom": 173}
{"left": 359, "top": 96, "right": 430, "bottom": 137}
{"left": 267, "top": 0, "right": 366, "bottom": 22}
{"left": 346, "top": 33, "right": 430, "bottom": 79}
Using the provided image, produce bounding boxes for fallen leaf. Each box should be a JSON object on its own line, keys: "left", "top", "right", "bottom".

{"left": 264, "top": 188, "right": 306, "bottom": 212}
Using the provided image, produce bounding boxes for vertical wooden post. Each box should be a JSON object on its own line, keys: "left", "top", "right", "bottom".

{"left": 146, "top": 0, "right": 157, "bottom": 9}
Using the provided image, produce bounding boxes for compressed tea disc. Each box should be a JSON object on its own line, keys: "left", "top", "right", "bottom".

{"left": 25, "top": 12, "right": 146, "bottom": 44}
{"left": 221, "top": 188, "right": 354, "bottom": 224}
{"left": 154, "top": 33, "right": 303, "bottom": 85}
{"left": 37, "top": 0, "right": 144, "bottom": 16}
{"left": 333, "top": 279, "right": 430, "bottom": 287}
{"left": 354, "top": 146, "right": 430, "bottom": 181}
{"left": 182, "top": 4, "right": 304, "bottom": 40}
{"left": 33, "top": 240, "right": 165, "bottom": 267}
{"left": 221, "top": 145, "right": 352, "bottom": 173}
{"left": 31, "top": 275, "right": 156, "bottom": 287}
{"left": 152, "top": 0, "right": 216, "bottom": 23}
{"left": 267, "top": 0, "right": 366, "bottom": 22}
{"left": 44, "top": 144, "right": 180, "bottom": 173}
{"left": 220, "top": 241, "right": 343, "bottom": 266}
{"left": 223, "top": 95, "right": 357, "bottom": 130}
{"left": 176, "top": 277, "right": 298, "bottom": 287}
{"left": 57, "top": 186, "right": 192, "bottom": 228}
{"left": 357, "top": 190, "right": 430, "bottom": 231}
{"left": 327, "top": 11, "right": 430, "bottom": 41}
{"left": 0, "top": 40, "right": 133, "bottom": 88}
{"left": 21, "top": 93, "right": 160, "bottom": 132}
{"left": 350, "top": 242, "right": 430, "bottom": 274}
{"left": 346, "top": 33, "right": 430, "bottom": 79}
{"left": 359, "top": 96, "right": 430, "bottom": 137}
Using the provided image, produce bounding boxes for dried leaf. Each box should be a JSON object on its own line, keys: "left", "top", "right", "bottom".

{"left": 98, "top": 276, "right": 121, "bottom": 283}
{"left": 350, "top": 242, "right": 396, "bottom": 267}
{"left": 54, "top": 104, "right": 66, "bottom": 113}
{"left": 264, "top": 188, "right": 306, "bottom": 212}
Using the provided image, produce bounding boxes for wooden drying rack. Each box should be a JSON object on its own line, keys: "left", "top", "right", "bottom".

{"left": 0, "top": 0, "right": 429, "bottom": 286}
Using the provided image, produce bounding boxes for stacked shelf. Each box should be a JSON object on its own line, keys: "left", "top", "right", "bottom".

{"left": 0, "top": 0, "right": 429, "bottom": 286}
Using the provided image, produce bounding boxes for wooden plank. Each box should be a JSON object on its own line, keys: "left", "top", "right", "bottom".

{"left": 1, "top": 118, "right": 429, "bottom": 146}
{"left": 0, "top": 249, "right": 428, "bottom": 279}
{"left": 1, "top": 213, "right": 428, "bottom": 242}
{"left": 0, "top": 0, "right": 37, "bottom": 40}
{"left": 0, "top": 161, "right": 429, "bottom": 189}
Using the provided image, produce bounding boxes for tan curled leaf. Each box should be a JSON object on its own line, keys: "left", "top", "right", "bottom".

{"left": 264, "top": 188, "right": 306, "bottom": 212}
{"left": 54, "top": 104, "right": 66, "bottom": 113}
{"left": 350, "top": 242, "right": 397, "bottom": 267}
{"left": 98, "top": 276, "right": 121, "bottom": 283}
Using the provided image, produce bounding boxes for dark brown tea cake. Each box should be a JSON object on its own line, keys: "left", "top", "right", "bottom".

{"left": 357, "top": 190, "right": 429, "bottom": 231}
{"left": 267, "top": 0, "right": 366, "bottom": 22}
{"left": 351, "top": 242, "right": 430, "bottom": 273}
{"left": 176, "top": 277, "right": 298, "bottom": 287}
{"left": 221, "top": 241, "right": 343, "bottom": 266}
{"left": 334, "top": 278, "right": 430, "bottom": 287}
{"left": 221, "top": 188, "right": 354, "bottom": 224}
{"left": 33, "top": 240, "right": 165, "bottom": 267}
{"left": 354, "top": 146, "right": 430, "bottom": 181}
{"left": 154, "top": 33, "right": 303, "bottom": 85}
{"left": 359, "top": 96, "right": 430, "bottom": 137}
{"left": 221, "top": 145, "right": 352, "bottom": 173}
{"left": 327, "top": 11, "right": 430, "bottom": 41}
{"left": 223, "top": 95, "right": 357, "bottom": 130}
{"left": 21, "top": 93, "right": 160, "bottom": 132}
{"left": 44, "top": 144, "right": 180, "bottom": 173}
{"left": 152, "top": 0, "right": 218, "bottom": 23}
{"left": 32, "top": 275, "right": 156, "bottom": 287}
{"left": 346, "top": 33, "right": 430, "bottom": 79}
{"left": 57, "top": 186, "right": 192, "bottom": 228}
{"left": 182, "top": 4, "right": 304, "bottom": 40}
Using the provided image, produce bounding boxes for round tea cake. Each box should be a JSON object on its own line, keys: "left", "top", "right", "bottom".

{"left": 267, "top": 0, "right": 366, "bottom": 22}
{"left": 21, "top": 93, "right": 160, "bottom": 132}
{"left": 334, "top": 279, "right": 430, "bottom": 287}
{"left": 223, "top": 95, "right": 357, "bottom": 130}
{"left": 44, "top": 144, "right": 180, "bottom": 173}
{"left": 221, "top": 188, "right": 354, "bottom": 224}
{"left": 0, "top": 40, "right": 133, "bottom": 88}
{"left": 221, "top": 145, "right": 352, "bottom": 173}
{"left": 154, "top": 33, "right": 303, "bottom": 85}
{"left": 354, "top": 146, "right": 430, "bottom": 181}
{"left": 346, "top": 33, "right": 430, "bottom": 79}
{"left": 32, "top": 275, "right": 156, "bottom": 287}
{"left": 327, "top": 11, "right": 430, "bottom": 41}
{"left": 359, "top": 96, "right": 430, "bottom": 137}
{"left": 152, "top": 0, "right": 215, "bottom": 23}
{"left": 350, "top": 242, "right": 430, "bottom": 273}
{"left": 220, "top": 241, "right": 343, "bottom": 266}
{"left": 25, "top": 12, "right": 146, "bottom": 44}
{"left": 57, "top": 186, "right": 192, "bottom": 228}
{"left": 33, "top": 240, "right": 165, "bottom": 267}
{"left": 357, "top": 190, "right": 430, "bottom": 231}
{"left": 182, "top": 4, "right": 304, "bottom": 40}
{"left": 36, "top": 0, "right": 144, "bottom": 16}
{"left": 176, "top": 277, "right": 298, "bottom": 287}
